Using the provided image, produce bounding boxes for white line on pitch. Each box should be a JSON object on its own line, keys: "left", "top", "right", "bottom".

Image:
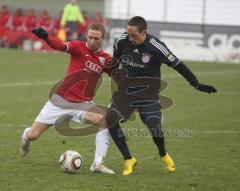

{"left": 0, "top": 80, "right": 57, "bottom": 88}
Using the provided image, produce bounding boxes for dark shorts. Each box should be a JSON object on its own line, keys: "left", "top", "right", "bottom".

{"left": 109, "top": 89, "right": 161, "bottom": 122}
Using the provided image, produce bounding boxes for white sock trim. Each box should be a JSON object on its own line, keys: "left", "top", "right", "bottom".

{"left": 22, "top": 127, "right": 31, "bottom": 142}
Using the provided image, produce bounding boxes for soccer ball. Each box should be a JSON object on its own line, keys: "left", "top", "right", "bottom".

{"left": 59, "top": 150, "right": 83, "bottom": 173}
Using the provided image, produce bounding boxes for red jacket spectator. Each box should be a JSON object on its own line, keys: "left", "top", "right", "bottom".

{"left": 39, "top": 10, "right": 52, "bottom": 32}
{"left": 91, "top": 12, "right": 105, "bottom": 24}
{"left": 77, "top": 10, "right": 90, "bottom": 34}
{"left": 12, "top": 9, "right": 24, "bottom": 31}
{"left": 24, "top": 9, "right": 37, "bottom": 32}
{"left": 0, "top": 5, "right": 10, "bottom": 29}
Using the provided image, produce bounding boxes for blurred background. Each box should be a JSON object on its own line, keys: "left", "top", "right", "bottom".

{"left": 0, "top": 0, "right": 240, "bottom": 63}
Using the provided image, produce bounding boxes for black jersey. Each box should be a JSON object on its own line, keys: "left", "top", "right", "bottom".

{"left": 113, "top": 32, "right": 181, "bottom": 78}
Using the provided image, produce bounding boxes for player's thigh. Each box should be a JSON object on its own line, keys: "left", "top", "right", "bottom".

{"left": 82, "top": 105, "right": 107, "bottom": 127}
{"left": 110, "top": 93, "right": 135, "bottom": 121}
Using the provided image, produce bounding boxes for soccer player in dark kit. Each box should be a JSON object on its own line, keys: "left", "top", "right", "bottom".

{"left": 106, "top": 16, "right": 217, "bottom": 176}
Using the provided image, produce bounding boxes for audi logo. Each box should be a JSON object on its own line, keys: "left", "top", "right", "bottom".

{"left": 85, "top": 61, "right": 102, "bottom": 74}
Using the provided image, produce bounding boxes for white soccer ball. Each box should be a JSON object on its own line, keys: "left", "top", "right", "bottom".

{"left": 59, "top": 150, "right": 83, "bottom": 173}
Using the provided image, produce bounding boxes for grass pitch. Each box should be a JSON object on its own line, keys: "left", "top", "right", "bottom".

{"left": 0, "top": 49, "right": 239, "bottom": 191}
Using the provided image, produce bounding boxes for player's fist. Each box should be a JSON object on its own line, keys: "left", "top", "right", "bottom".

{"left": 32, "top": 27, "right": 48, "bottom": 40}
{"left": 195, "top": 84, "right": 217, "bottom": 94}
{"left": 111, "top": 69, "right": 128, "bottom": 89}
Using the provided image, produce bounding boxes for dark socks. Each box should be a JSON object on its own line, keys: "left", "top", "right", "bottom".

{"left": 146, "top": 117, "right": 167, "bottom": 157}
{"left": 152, "top": 136, "right": 167, "bottom": 157}
{"left": 108, "top": 122, "right": 132, "bottom": 160}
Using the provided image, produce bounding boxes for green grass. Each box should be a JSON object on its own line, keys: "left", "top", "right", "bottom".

{"left": 0, "top": 49, "right": 239, "bottom": 191}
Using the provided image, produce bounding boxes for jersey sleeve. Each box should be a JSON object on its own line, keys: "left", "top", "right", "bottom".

{"left": 64, "top": 41, "right": 82, "bottom": 57}
{"left": 46, "top": 36, "right": 67, "bottom": 51}
{"left": 149, "top": 38, "right": 180, "bottom": 67}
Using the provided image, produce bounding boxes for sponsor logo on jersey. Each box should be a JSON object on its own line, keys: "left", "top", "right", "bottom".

{"left": 98, "top": 57, "right": 105, "bottom": 65}
{"left": 142, "top": 53, "right": 151, "bottom": 63}
{"left": 133, "top": 49, "right": 139, "bottom": 53}
{"left": 85, "top": 61, "right": 102, "bottom": 74}
{"left": 128, "top": 62, "right": 145, "bottom": 68}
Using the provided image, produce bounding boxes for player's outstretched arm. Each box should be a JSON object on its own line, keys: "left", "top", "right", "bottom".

{"left": 173, "top": 62, "right": 217, "bottom": 94}
{"left": 32, "top": 27, "right": 67, "bottom": 51}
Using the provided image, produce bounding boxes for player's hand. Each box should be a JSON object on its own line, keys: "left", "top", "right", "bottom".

{"left": 111, "top": 69, "right": 128, "bottom": 89}
{"left": 32, "top": 27, "right": 48, "bottom": 40}
{"left": 195, "top": 84, "right": 217, "bottom": 94}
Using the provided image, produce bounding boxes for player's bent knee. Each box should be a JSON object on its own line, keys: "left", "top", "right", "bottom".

{"left": 146, "top": 116, "right": 161, "bottom": 127}
{"left": 92, "top": 114, "right": 105, "bottom": 126}
{"left": 83, "top": 112, "right": 104, "bottom": 126}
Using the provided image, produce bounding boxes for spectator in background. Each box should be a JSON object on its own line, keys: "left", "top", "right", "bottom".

{"left": 52, "top": 11, "right": 62, "bottom": 36}
{"left": 92, "top": 12, "right": 105, "bottom": 24}
{"left": 0, "top": 5, "right": 10, "bottom": 29}
{"left": 0, "top": 5, "right": 10, "bottom": 47}
{"left": 39, "top": 10, "right": 53, "bottom": 32}
{"left": 60, "top": 0, "right": 85, "bottom": 40}
{"left": 77, "top": 10, "right": 89, "bottom": 40}
{"left": 7, "top": 9, "right": 25, "bottom": 48}
{"left": 91, "top": 11, "right": 109, "bottom": 41}
{"left": 11, "top": 9, "right": 24, "bottom": 31}
{"left": 24, "top": 9, "right": 37, "bottom": 32}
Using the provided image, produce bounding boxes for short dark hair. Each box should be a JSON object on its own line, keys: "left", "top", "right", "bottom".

{"left": 88, "top": 22, "right": 106, "bottom": 38}
{"left": 128, "top": 16, "right": 147, "bottom": 32}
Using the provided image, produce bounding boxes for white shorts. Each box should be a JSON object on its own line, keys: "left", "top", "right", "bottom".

{"left": 35, "top": 94, "right": 95, "bottom": 125}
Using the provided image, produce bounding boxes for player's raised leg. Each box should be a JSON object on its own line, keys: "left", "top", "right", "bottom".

{"left": 82, "top": 105, "right": 115, "bottom": 174}
{"left": 20, "top": 121, "right": 50, "bottom": 156}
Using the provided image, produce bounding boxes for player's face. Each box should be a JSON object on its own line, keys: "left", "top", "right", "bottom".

{"left": 87, "top": 29, "right": 103, "bottom": 51}
{"left": 127, "top": 25, "right": 146, "bottom": 45}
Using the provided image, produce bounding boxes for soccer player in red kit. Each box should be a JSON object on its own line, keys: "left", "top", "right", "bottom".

{"left": 20, "top": 23, "right": 115, "bottom": 174}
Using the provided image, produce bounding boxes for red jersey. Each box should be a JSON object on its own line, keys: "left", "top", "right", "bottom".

{"left": 0, "top": 11, "right": 10, "bottom": 28}
{"left": 56, "top": 41, "right": 112, "bottom": 102}
{"left": 39, "top": 17, "right": 52, "bottom": 29}
{"left": 12, "top": 15, "right": 24, "bottom": 29}
{"left": 24, "top": 15, "right": 37, "bottom": 31}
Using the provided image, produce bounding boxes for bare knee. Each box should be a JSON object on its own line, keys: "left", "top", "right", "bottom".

{"left": 95, "top": 114, "right": 106, "bottom": 127}
{"left": 84, "top": 112, "right": 105, "bottom": 127}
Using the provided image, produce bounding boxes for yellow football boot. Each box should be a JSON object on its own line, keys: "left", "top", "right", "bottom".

{"left": 161, "top": 153, "right": 175, "bottom": 173}
{"left": 123, "top": 157, "right": 137, "bottom": 176}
